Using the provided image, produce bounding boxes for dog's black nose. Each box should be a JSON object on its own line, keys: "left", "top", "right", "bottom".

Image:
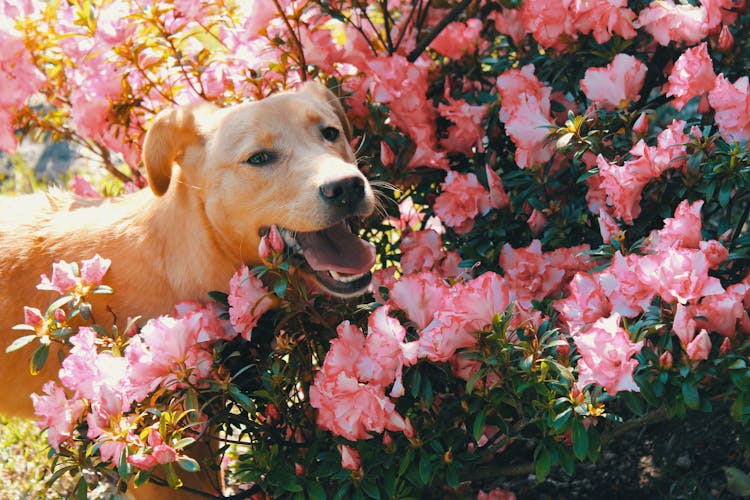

{"left": 319, "top": 176, "right": 366, "bottom": 207}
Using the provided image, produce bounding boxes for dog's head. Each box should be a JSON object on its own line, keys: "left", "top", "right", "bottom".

{"left": 142, "top": 82, "right": 376, "bottom": 297}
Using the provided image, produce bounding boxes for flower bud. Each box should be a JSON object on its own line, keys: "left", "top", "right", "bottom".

{"left": 719, "top": 25, "right": 734, "bottom": 52}
{"left": 633, "top": 112, "right": 649, "bottom": 135}
{"left": 54, "top": 308, "right": 67, "bottom": 322}
{"left": 720, "top": 337, "right": 732, "bottom": 355}
{"left": 659, "top": 350, "right": 673, "bottom": 369}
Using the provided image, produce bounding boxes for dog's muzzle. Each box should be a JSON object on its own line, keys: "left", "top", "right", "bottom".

{"left": 260, "top": 221, "right": 375, "bottom": 297}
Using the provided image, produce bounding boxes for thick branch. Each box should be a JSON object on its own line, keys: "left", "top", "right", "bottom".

{"left": 406, "top": 0, "right": 473, "bottom": 62}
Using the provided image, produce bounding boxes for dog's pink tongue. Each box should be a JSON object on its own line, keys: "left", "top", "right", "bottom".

{"left": 297, "top": 222, "right": 376, "bottom": 274}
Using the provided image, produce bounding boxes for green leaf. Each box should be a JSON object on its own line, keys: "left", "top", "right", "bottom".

{"left": 46, "top": 295, "right": 73, "bottom": 315}
{"left": 30, "top": 343, "right": 50, "bottom": 375}
{"left": 571, "top": 419, "right": 589, "bottom": 460}
{"left": 307, "top": 481, "right": 326, "bottom": 500}
{"left": 535, "top": 446, "right": 552, "bottom": 482}
{"left": 207, "top": 291, "right": 229, "bottom": 305}
{"left": 621, "top": 391, "right": 645, "bottom": 416}
{"left": 74, "top": 477, "right": 88, "bottom": 500}
{"left": 552, "top": 408, "right": 572, "bottom": 431}
{"left": 229, "top": 385, "right": 256, "bottom": 413}
{"left": 176, "top": 456, "right": 201, "bottom": 472}
{"left": 418, "top": 454, "right": 432, "bottom": 485}
{"left": 360, "top": 476, "right": 381, "bottom": 499}
{"left": 134, "top": 469, "right": 152, "bottom": 488}
{"left": 682, "top": 381, "right": 700, "bottom": 410}
{"left": 5, "top": 334, "right": 37, "bottom": 353}
{"left": 274, "top": 277, "right": 288, "bottom": 297}
{"left": 446, "top": 462, "right": 459, "bottom": 489}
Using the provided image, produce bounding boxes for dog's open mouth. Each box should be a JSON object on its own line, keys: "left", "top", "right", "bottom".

{"left": 260, "top": 221, "right": 375, "bottom": 297}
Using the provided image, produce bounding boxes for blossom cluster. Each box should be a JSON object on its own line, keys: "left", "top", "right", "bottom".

{"left": 28, "top": 258, "right": 270, "bottom": 475}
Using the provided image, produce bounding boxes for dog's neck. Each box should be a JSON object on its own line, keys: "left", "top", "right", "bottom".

{"left": 134, "top": 183, "right": 245, "bottom": 307}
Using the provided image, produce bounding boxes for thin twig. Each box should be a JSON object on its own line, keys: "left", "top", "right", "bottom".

{"left": 272, "top": 0, "right": 307, "bottom": 81}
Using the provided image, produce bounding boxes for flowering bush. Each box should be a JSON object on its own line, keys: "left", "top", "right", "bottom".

{"left": 2, "top": 0, "right": 750, "bottom": 498}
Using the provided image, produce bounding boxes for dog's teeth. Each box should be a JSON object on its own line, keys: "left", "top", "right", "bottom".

{"left": 329, "top": 270, "right": 366, "bottom": 283}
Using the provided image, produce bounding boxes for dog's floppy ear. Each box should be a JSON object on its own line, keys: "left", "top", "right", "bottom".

{"left": 299, "top": 81, "right": 353, "bottom": 141}
{"left": 142, "top": 103, "right": 215, "bottom": 196}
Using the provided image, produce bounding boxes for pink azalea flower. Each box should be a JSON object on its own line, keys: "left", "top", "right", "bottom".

{"left": 699, "top": 239, "right": 729, "bottom": 269}
{"left": 595, "top": 154, "right": 651, "bottom": 225}
{"left": 502, "top": 93, "right": 556, "bottom": 169}
{"left": 673, "top": 302, "right": 698, "bottom": 346}
{"left": 686, "top": 329, "right": 712, "bottom": 361}
{"left": 309, "top": 370, "right": 411, "bottom": 441}
{"left": 126, "top": 316, "right": 213, "bottom": 402}
{"left": 321, "top": 321, "right": 366, "bottom": 378}
{"left": 389, "top": 272, "right": 449, "bottom": 330}
{"left": 174, "top": 300, "right": 236, "bottom": 343}
{"left": 572, "top": 0, "right": 637, "bottom": 43}
{"left": 500, "top": 240, "right": 566, "bottom": 308}
{"left": 23, "top": 306, "right": 45, "bottom": 329}
{"left": 598, "top": 252, "right": 656, "bottom": 317}
{"left": 667, "top": 43, "right": 716, "bottom": 111}
{"left": 58, "top": 327, "right": 131, "bottom": 405}
{"left": 554, "top": 272, "right": 612, "bottom": 334}
{"left": 637, "top": 0, "right": 712, "bottom": 46}
{"left": 433, "top": 171, "right": 493, "bottom": 233}
{"left": 496, "top": 65, "right": 550, "bottom": 122}
{"left": 707, "top": 74, "right": 750, "bottom": 143}
{"left": 30, "top": 381, "right": 86, "bottom": 450}
{"left": 418, "top": 272, "right": 514, "bottom": 362}
{"left": 520, "top": 0, "right": 576, "bottom": 50}
{"left": 79, "top": 254, "right": 111, "bottom": 286}
{"left": 386, "top": 197, "right": 424, "bottom": 232}
{"left": 437, "top": 96, "right": 487, "bottom": 154}
{"left": 691, "top": 282, "right": 750, "bottom": 337}
{"left": 490, "top": 7, "right": 527, "bottom": 46}
{"left": 430, "top": 19, "right": 483, "bottom": 59}
{"left": 37, "top": 260, "right": 78, "bottom": 295}
{"left": 400, "top": 230, "right": 444, "bottom": 274}
{"left": 357, "top": 307, "right": 418, "bottom": 397}
{"left": 575, "top": 314, "right": 643, "bottom": 394}
{"left": 86, "top": 385, "right": 138, "bottom": 464}
{"left": 228, "top": 266, "right": 274, "bottom": 339}
{"left": 580, "top": 54, "right": 647, "bottom": 110}
{"left": 636, "top": 248, "right": 725, "bottom": 305}
{"left": 486, "top": 166, "right": 510, "bottom": 210}
{"left": 645, "top": 200, "right": 704, "bottom": 252}
{"left": 339, "top": 444, "right": 361, "bottom": 471}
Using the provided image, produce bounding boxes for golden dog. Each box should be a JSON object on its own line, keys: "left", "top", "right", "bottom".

{"left": 0, "top": 82, "right": 376, "bottom": 498}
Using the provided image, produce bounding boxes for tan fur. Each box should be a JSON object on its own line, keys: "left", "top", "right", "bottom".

{"left": 0, "top": 83, "right": 373, "bottom": 498}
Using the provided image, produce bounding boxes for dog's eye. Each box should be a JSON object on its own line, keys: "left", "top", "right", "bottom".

{"left": 322, "top": 126, "right": 340, "bottom": 142}
{"left": 245, "top": 151, "right": 276, "bottom": 166}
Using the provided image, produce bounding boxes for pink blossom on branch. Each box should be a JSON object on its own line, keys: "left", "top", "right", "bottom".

{"left": 430, "top": 19, "right": 484, "bottom": 60}
{"left": 30, "top": 381, "right": 86, "bottom": 450}
{"left": 708, "top": 74, "right": 750, "bottom": 143}
{"left": 433, "top": 171, "right": 493, "bottom": 233}
{"left": 666, "top": 43, "right": 716, "bottom": 111}
{"left": 580, "top": 54, "right": 647, "bottom": 110}
{"left": 228, "top": 266, "right": 274, "bottom": 338}
{"left": 575, "top": 313, "right": 643, "bottom": 394}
